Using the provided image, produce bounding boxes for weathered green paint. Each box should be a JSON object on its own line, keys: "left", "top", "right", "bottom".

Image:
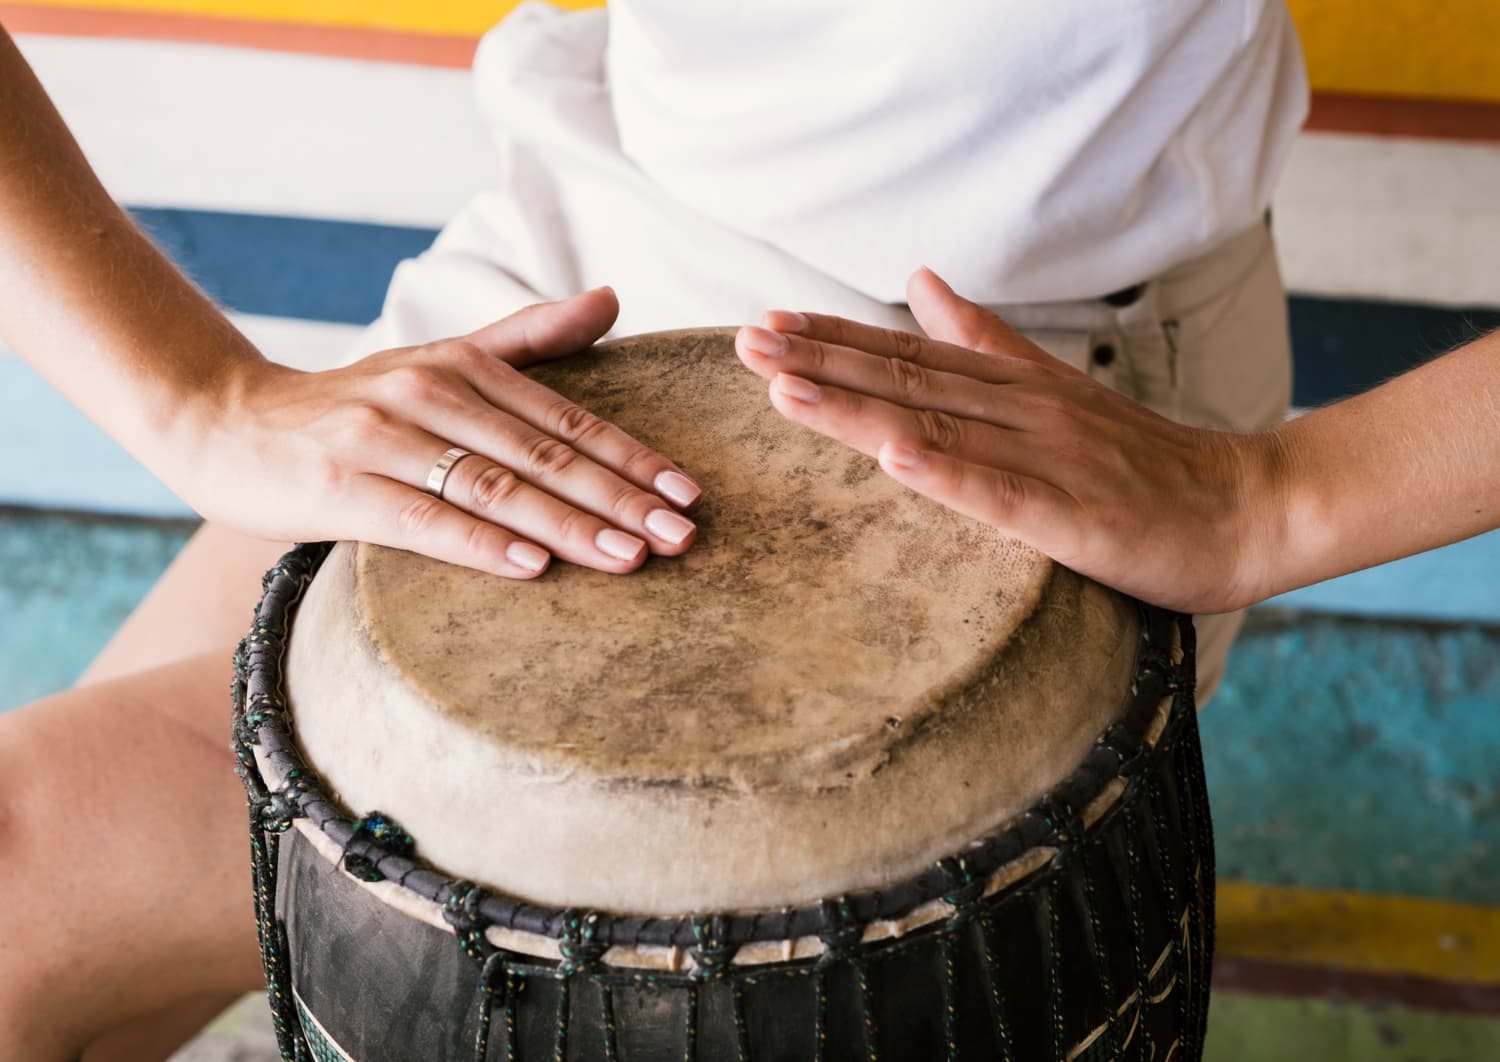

{"left": 0, "top": 509, "right": 193, "bottom": 710}
{"left": 1206, "top": 992, "right": 1500, "bottom": 1061}
{"left": 1204, "top": 613, "right": 1500, "bottom": 905}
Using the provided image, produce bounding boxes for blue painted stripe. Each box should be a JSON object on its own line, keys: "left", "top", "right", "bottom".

{"left": 130, "top": 207, "right": 436, "bottom": 325}
{"left": 126, "top": 207, "right": 1500, "bottom": 402}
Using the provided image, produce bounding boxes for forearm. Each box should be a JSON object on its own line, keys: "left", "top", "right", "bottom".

{"left": 0, "top": 26, "right": 265, "bottom": 484}
{"left": 1251, "top": 328, "right": 1500, "bottom": 599}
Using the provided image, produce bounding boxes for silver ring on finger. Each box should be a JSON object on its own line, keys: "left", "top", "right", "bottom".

{"left": 425, "top": 446, "right": 474, "bottom": 500}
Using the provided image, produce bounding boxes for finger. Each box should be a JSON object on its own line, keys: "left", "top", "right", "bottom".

{"left": 906, "top": 268, "right": 1084, "bottom": 376}
{"left": 464, "top": 286, "right": 621, "bottom": 369}
{"left": 437, "top": 451, "right": 663, "bottom": 572}
{"left": 875, "top": 442, "right": 1082, "bottom": 560}
{"left": 736, "top": 325, "right": 1020, "bottom": 423}
{"left": 412, "top": 391, "right": 697, "bottom": 555}
{"left": 765, "top": 372, "right": 1045, "bottom": 470}
{"left": 755, "top": 307, "right": 1036, "bottom": 386}
{"left": 468, "top": 361, "right": 702, "bottom": 509}
{"left": 349, "top": 475, "right": 553, "bottom": 580}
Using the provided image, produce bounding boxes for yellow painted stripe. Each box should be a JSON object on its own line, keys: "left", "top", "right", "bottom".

{"left": 1218, "top": 882, "right": 1500, "bottom": 986}
{"left": 10, "top": 0, "right": 601, "bottom": 36}
{"left": 17, "top": 1, "right": 1500, "bottom": 105}
{"left": 1288, "top": 0, "right": 1500, "bottom": 104}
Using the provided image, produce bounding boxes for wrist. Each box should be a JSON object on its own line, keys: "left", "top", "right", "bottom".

{"left": 1220, "top": 425, "right": 1299, "bottom": 610}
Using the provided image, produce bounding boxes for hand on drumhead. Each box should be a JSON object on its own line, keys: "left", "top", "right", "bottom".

{"left": 735, "top": 269, "right": 1282, "bottom": 614}
{"left": 190, "top": 287, "right": 701, "bottom": 579}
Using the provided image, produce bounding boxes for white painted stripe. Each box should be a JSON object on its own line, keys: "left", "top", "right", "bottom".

{"left": 13, "top": 34, "right": 495, "bottom": 228}
{"left": 1274, "top": 132, "right": 1500, "bottom": 309}
{"left": 0, "top": 315, "right": 364, "bottom": 516}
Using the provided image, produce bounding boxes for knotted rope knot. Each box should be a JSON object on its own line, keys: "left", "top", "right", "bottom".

{"left": 444, "top": 880, "right": 496, "bottom": 964}
{"left": 252, "top": 788, "right": 300, "bottom": 833}
{"left": 340, "top": 811, "right": 415, "bottom": 883}
{"left": 689, "top": 913, "right": 737, "bottom": 980}
{"left": 1100, "top": 722, "right": 1148, "bottom": 778}
{"left": 816, "top": 898, "right": 864, "bottom": 968}
{"left": 558, "top": 909, "right": 608, "bottom": 976}
{"left": 937, "top": 857, "right": 987, "bottom": 927}
{"left": 1035, "top": 796, "right": 1084, "bottom": 863}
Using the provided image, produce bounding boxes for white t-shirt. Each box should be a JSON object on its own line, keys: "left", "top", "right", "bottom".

{"left": 605, "top": 0, "right": 1308, "bottom": 303}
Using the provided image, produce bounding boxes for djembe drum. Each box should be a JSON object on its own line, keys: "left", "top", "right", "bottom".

{"left": 234, "top": 329, "right": 1213, "bottom": 1062}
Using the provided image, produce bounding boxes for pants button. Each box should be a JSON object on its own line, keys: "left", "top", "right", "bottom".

{"left": 1091, "top": 342, "right": 1117, "bottom": 367}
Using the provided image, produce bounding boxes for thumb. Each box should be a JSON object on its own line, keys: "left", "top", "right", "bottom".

{"left": 907, "top": 268, "right": 1056, "bottom": 367}
{"left": 466, "top": 285, "right": 621, "bottom": 368}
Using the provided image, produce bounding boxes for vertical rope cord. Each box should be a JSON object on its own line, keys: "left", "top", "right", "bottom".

{"left": 975, "top": 911, "right": 1016, "bottom": 1062}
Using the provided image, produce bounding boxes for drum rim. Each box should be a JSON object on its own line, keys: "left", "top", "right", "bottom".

{"left": 234, "top": 541, "right": 1194, "bottom": 951}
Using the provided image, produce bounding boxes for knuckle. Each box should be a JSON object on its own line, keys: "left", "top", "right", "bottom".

{"left": 915, "top": 409, "right": 963, "bottom": 452}
{"left": 521, "top": 435, "right": 581, "bottom": 479}
{"left": 607, "top": 483, "right": 649, "bottom": 523}
{"left": 469, "top": 464, "right": 525, "bottom": 514}
{"left": 885, "top": 356, "right": 928, "bottom": 400}
{"left": 548, "top": 402, "right": 605, "bottom": 445}
{"left": 395, "top": 495, "right": 446, "bottom": 538}
{"left": 552, "top": 505, "right": 591, "bottom": 545}
{"left": 464, "top": 520, "right": 504, "bottom": 561}
{"left": 617, "top": 445, "right": 662, "bottom": 483}
{"left": 331, "top": 402, "right": 390, "bottom": 449}
{"left": 383, "top": 364, "right": 445, "bottom": 404}
{"left": 889, "top": 328, "right": 924, "bottom": 361}
{"left": 439, "top": 338, "right": 485, "bottom": 369}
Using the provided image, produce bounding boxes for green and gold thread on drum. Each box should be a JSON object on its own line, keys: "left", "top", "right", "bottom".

{"left": 292, "top": 996, "right": 355, "bottom": 1062}
{"left": 235, "top": 548, "right": 328, "bottom": 1062}
{"left": 236, "top": 544, "right": 1211, "bottom": 1062}
{"left": 976, "top": 910, "right": 1017, "bottom": 1062}
{"left": 598, "top": 980, "right": 619, "bottom": 1062}
{"left": 1123, "top": 798, "right": 1158, "bottom": 1059}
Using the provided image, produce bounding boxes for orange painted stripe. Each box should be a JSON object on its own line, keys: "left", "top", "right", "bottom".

{"left": 1306, "top": 91, "right": 1500, "bottom": 143}
{"left": 0, "top": 3, "right": 478, "bottom": 66}
{"left": 8, "top": 5, "right": 1500, "bottom": 146}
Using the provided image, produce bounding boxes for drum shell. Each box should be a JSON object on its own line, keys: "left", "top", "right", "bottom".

{"left": 274, "top": 684, "right": 1213, "bottom": 1062}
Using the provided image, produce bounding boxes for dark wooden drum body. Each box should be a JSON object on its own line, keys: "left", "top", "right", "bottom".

{"left": 233, "top": 330, "right": 1214, "bottom": 1062}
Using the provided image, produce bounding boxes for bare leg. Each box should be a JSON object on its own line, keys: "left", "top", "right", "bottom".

{"left": 0, "top": 654, "right": 267, "bottom": 1061}
{"left": 0, "top": 524, "right": 291, "bottom": 1061}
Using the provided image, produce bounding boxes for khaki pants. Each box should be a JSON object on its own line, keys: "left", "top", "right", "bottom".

{"left": 994, "top": 221, "right": 1293, "bottom": 701}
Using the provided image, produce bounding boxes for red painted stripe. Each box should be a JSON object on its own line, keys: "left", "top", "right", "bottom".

{"left": 1306, "top": 91, "right": 1500, "bottom": 142}
{"left": 1215, "top": 956, "right": 1500, "bottom": 1018}
{"left": 0, "top": 3, "right": 477, "bottom": 67}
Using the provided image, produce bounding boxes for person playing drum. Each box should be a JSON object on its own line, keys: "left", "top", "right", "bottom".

{"left": 1, "top": 2, "right": 1496, "bottom": 1059}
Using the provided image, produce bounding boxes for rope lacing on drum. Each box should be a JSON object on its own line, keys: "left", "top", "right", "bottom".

{"left": 687, "top": 913, "right": 751, "bottom": 1061}
{"left": 340, "top": 811, "right": 415, "bottom": 882}
{"left": 816, "top": 898, "right": 879, "bottom": 1061}
{"left": 689, "top": 913, "right": 735, "bottom": 979}
{"left": 445, "top": 880, "right": 518, "bottom": 1062}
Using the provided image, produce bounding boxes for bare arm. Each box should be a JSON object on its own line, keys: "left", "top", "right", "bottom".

{"left": 1268, "top": 329, "right": 1500, "bottom": 601}
{"left": 0, "top": 25, "right": 258, "bottom": 474}
{"left": 0, "top": 24, "right": 701, "bottom": 576}
{"left": 733, "top": 268, "right": 1500, "bottom": 613}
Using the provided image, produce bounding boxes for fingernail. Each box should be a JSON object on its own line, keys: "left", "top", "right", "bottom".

{"left": 654, "top": 469, "right": 701, "bottom": 507}
{"left": 740, "top": 326, "right": 788, "bottom": 357}
{"left": 596, "top": 528, "right": 646, "bottom": 562}
{"left": 591, "top": 284, "right": 616, "bottom": 297}
{"left": 774, "top": 373, "right": 822, "bottom": 403}
{"left": 880, "top": 442, "right": 926, "bottom": 470}
{"left": 506, "top": 541, "right": 550, "bottom": 572}
{"left": 645, "top": 508, "right": 695, "bottom": 545}
{"left": 764, "top": 310, "right": 810, "bottom": 334}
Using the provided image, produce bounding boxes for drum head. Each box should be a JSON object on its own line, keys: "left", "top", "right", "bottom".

{"left": 284, "top": 329, "right": 1139, "bottom": 913}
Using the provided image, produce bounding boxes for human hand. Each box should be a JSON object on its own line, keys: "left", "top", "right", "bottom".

{"left": 734, "top": 269, "right": 1286, "bottom": 614}
{"left": 184, "top": 287, "right": 700, "bottom": 578}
